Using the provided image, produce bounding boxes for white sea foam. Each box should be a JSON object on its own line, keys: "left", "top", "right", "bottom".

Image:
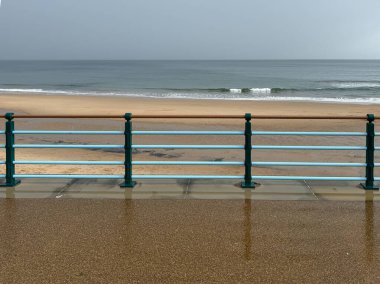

{"left": 330, "top": 82, "right": 380, "bottom": 89}
{"left": 1, "top": 87, "right": 380, "bottom": 105}
{"left": 250, "top": 88, "right": 271, "bottom": 94}
{"left": 229, "top": 88, "right": 271, "bottom": 94}
{"left": 0, "top": 88, "right": 46, "bottom": 93}
{"left": 0, "top": 88, "right": 89, "bottom": 95}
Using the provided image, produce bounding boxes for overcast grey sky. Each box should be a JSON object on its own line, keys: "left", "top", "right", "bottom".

{"left": 0, "top": 0, "right": 379, "bottom": 60}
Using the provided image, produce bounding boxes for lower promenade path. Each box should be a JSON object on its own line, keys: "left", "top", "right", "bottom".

{"left": 1, "top": 180, "right": 380, "bottom": 283}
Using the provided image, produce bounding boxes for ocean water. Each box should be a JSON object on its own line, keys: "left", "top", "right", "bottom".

{"left": 1, "top": 60, "right": 380, "bottom": 103}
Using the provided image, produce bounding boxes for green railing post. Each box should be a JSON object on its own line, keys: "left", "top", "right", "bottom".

{"left": 0, "top": 113, "right": 21, "bottom": 187}
{"left": 241, "top": 113, "right": 255, "bottom": 188}
{"left": 361, "top": 114, "right": 379, "bottom": 190}
{"left": 120, "top": 113, "right": 136, "bottom": 188}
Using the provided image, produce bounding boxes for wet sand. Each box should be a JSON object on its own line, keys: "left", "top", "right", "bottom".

{"left": 0, "top": 199, "right": 379, "bottom": 283}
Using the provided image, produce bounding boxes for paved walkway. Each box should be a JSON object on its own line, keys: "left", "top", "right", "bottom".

{"left": 0, "top": 199, "right": 379, "bottom": 283}
{"left": 1, "top": 179, "right": 380, "bottom": 201}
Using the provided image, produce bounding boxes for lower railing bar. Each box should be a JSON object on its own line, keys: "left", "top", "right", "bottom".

{"left": 252, "top": 162, "right": 366, "bottom": 167}
{"left": 0, "top": 161, "right": 5, "bottom": 164}
{"left": 0, "top": 144, "right": 5, "bottom": 148}
{"left": 252, "top": 146, "right": 366, "bottom": 150}
{"left": 0, "top": 131, "right": 4, "bottom": 134}
{"left": 13, "top": 130, "right": 124, "bottom": 135}
{"left": 11, "top": 174, "right": 244, "bottom": 179}
{"left": 132, "top": 175, "right": 244, "bottom": 179}
{"left": 133, "top": 131, "right": 244, "bottom": 135}
{"left": 252, "top": 176, "right": 366, "bottom": 181}
{"left": 252, "top": 131, "right": 366, "bottom": 136}
{"left": 7, "top": 175, "right": 370, "bottom": 181}
{"left": 0, "top": 174, "right": 5, "bottom": 178}
{"left": 14, "top": 161, "right": 124, "bottom": 165}
{"left": 133, "top": 161, "right": 244, "bottom": 165}
{"left": 10, "top": 161, "right": 368, "bottom": 167}
{"left": 14, "top": 174, "right": 124, "bottom": 179}
{"left": 14, "top": 144, "right": 124, "bottom": 149}
{"left": 133, "top": 145, "right": 244, "bottom": 149}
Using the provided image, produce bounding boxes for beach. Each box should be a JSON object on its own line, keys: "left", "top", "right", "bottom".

{"left": 1, "top": 93, "right": 379, "bottom": 179}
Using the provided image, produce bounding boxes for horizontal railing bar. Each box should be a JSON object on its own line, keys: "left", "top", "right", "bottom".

{"left": 133, "top": 161, "right": 244, "bottom": 165}
{"left": 252, "top": 146, "right": 366, "bottom": 150}
{"left": 10, "top": 161, "right": 370, "bottom": 167}
{"left": 0, "top": 131, "right": 5, "bottom": 134}
{"left": 0, "top": 161, "right": 5, "bottom": 164}
{"left": 12, "top": 174, "right": 244, "bottom": 179}
{"left": 252, "top": 162, "right": 367, "bottom": 167}
{"left": 10, "top": 130, "right": 369, "bottom": 136}
{"left": 14, "top": 144, "right": 124, "bottom": 149}
{"left": 252, "top": 131, "right": 367, "bottom": 136}
{"left": 12, "top": 115, "right": 125, "bottom": 119}
{"left": 6, "top": 114, "right": 368, "bottom": 120}
{"left": 132, "top": 145, "right": 244, "bottom": 149}
{"left": 132, "top": 175, "right": 244, "bottom": 179}
{"left": 14, "top": 161, "right": 124, "bottom": 165}
{"left": 251, "top": 116, "right": 367, "bottom": 120}
{"left": 132, "top": 131, "right": 244, "bottom": 135}
{"left": 252, "top": 176, "right": 366, "bottom": 181}
{"left": 6, "top": 175, "right": 370, "bottom": 181}
{"left": 0, "top": 144, "right": 5, "bottom": 148}
{"left": 14, "top": 174, "right": 124, "bottom": 179}
{"left": 12, "top": 144, "right": 367, "bottom": 150}
{"left": 0, "top": 174, "right": 5, "bottom": 178}
{"left": 8, "top": 130, "right": 370, "bottom": 137}
{"left": 13, "top": 130, "right": 124, "bottom": 135}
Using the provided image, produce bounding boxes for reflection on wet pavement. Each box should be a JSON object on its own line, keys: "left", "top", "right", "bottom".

{"left": 0, "top": 198, "right": 379, "bottom": 283}
{"left": 365, "top": 191, "right": 375, "bottom": 263}
{"left": 243, "top": 198, "right": 252, "bottom": 261}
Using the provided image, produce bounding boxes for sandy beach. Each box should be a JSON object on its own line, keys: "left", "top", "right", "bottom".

{"left": 0, "top": 93, "right": 379, "bottom": 179}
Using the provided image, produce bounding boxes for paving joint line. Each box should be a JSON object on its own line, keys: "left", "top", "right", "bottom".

{"left": 303, "top": 180, "right": 319, "bottom": 200}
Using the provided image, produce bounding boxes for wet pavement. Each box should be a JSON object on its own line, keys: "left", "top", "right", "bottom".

{"left": 0, "top": 198, "right": 379, "bottom": 283}
{"left": 1, "top": 179, "right": 380, "bottom": 201}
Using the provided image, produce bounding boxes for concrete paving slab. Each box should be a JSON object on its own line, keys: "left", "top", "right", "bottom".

{"left": 1, "top": 178, "right": 379, "bottom": 200}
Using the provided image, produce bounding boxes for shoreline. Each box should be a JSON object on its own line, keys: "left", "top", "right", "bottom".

{"left": 1, "top": 90, "right": 380, "bottom": 105}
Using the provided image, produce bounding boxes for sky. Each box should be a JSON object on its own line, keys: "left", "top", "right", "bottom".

{"left": 0, "top": 0, "right": 380, "bottom": 60}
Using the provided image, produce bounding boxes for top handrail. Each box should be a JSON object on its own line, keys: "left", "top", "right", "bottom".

{"left": 2, "top": 114, "right": 371, "bottom": 120}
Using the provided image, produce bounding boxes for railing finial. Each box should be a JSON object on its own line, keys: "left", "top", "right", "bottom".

{"left": 367, "top": 114, "right": 375, "bottom": 123}
{"left": 5, "top": 112, "right": 14, "bottom": 121}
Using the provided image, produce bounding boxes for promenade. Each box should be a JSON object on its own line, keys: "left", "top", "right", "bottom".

{"left": 0, "top": 181, "right": 379, "bottom": 283}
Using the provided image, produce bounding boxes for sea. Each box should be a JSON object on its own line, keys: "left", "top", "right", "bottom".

{"left": 1, "top": 60, "right": 380, "bottom": 104}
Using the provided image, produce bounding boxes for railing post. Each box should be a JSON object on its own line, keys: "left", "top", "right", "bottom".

{"left": 361, "top": 114, "right": 379, "bottom": 190}
{"left": 241, "top": 113, "right": 255, "bottom": 188}
{"left": 120, "top": 113, "right": 136, "bottom": 188}
{"left": 0, "top": 113, "right": 21, "bottom": 187}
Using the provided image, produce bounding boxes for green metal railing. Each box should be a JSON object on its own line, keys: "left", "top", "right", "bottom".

{"left": 0, "top": 113, "right": 378, "bottom": 190}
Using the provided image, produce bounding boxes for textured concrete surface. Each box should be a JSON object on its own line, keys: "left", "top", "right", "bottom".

{"left": 1, "top": 179, "right": 380, "bottom": 201}
{"left": 0, "top": 199, "right": 379, "bottom": 283}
